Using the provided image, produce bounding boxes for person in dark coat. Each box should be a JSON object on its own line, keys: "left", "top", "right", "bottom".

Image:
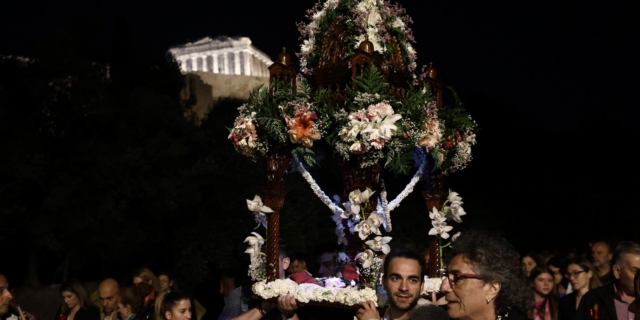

{"left": 54, "top": 280, "right": 100, "bottom": 320}
{"left": 576, "top": 241, "right": 640, "bottom": 320}
{"left": 558, "top": 258, "right": 601, "bottom": 320}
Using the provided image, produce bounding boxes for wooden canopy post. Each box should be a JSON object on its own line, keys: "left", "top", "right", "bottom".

{"left": 259, "top": 147, "right": 291, "bottom": 282}
{"left": 423, "top": 173, "right": 446, "bottom": 277}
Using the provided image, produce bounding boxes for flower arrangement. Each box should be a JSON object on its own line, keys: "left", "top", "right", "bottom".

{"left": 297, "top": 0, "right": 417, "bottom": 75}
{"left": 429, "top": 91, "right": 478, "bottom": 175}
{"left": 228, "top": 81, "right": 329, "bottom": 166}
{"left": 323, "top": 65, "right": 439, "bottom": 174}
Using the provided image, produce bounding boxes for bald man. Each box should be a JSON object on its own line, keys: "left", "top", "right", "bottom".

{"left": 0, "top": 274, "right": 36, "bottom": 320}
{"left": 97, "top": 279, "right": 120, "bottom": 320}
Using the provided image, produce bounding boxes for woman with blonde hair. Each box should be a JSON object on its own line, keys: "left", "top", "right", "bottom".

{"left": 133, "top": 268, "right": 161, "bottom": 294}
{"left": 558, "top": 258, "right": 602, "bottom": 320}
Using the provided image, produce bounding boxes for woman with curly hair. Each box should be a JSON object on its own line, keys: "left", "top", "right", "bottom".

{"left": 528, "top": 267, "right": 558, "bottom": 320}
{"left": 440, "top": 229, "right": 533, "bottom": 320}
{"left": 558, "top": 258, "right": 602, "bottom": 320}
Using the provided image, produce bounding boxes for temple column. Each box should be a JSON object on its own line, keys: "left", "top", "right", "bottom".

{"left": 190, "top": 56, "right": 197, "bottom": 72}
{"left": 222, "top": 52, "right": 229, "bottom": 74}
{"left": 202, "top": 55, "right": 208, "bottom": 72}
{"left": 244, "top": 50, "right": 251, "bottom": 76}
{"left": 179, "top": 56, "right": 188, "bottom": 72}
{"left": 212, "top": 53, "right": 218, "bottom": 74}
{"left": 234, "top": 51, "right": 241, "bottom": 75}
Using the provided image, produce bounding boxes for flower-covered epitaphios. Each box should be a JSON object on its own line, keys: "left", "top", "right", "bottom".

{"left": 297, "top": 0, "right": 417, "bottom": 75}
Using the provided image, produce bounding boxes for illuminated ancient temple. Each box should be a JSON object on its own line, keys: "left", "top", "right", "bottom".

{"left": 169, "top": 36, "right": 272, "bottom": 76}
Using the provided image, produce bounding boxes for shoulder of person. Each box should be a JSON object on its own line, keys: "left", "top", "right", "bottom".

{"left": 410, "top": 298, "right": 448, "bottom": 320}
{"left": 582, "top": 283, "right": 614, "bottom": 301}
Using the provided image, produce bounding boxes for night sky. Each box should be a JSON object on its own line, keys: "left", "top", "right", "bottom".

{"left": 1, "top": 0, "right": 638, "bottom": 260}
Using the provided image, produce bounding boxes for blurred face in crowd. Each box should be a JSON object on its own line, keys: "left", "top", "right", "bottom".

{"left": 613, "top": 253, "right": 640, "bottom": 296}
{"left": 318, "top": 253, "right": 336, "bottom": 277}
{"left": 548, "top": 265, "right": 563, "bottom": 285}
{"left": 99, "top": 279, "right": 120, "bottom": 315}
{"left": 132, "top": 276, "right": 152, "bottom": 287}
{"left": 164, "top": 299, "right": 191, "bottom": 320}
{"left": 62, "top": 290, "right": 80, "bottom": 310}
{"left": 117, "top": 301, "right": 132, "bottom": 318}
{"left": 219, "top": 277, "right": 236, "bottom": 301}
{"left": 382, "top": 257, "right": 423, "bottom": 314}
{"left": 441, "top": 254, "right": 498, "bottom": 320}
{"left": 532, "top": 272, "right": 554, "bottom": 298}
{"left": 0, "top": 275, "right": 13, "bottom": 316}
{"left": 288, "top": 259, "right": 307, "bottom": 274}
{"left": 159, "top": 275, "right": 172, "bottom": 292}
{"left": 566, "top": 263, "right": 592, "bottom": 292}
{"left": 522, "top": 256, "right": 537, "bottom": 277}
{"left": 591, "top": 242, "right": 612, "bottom": 269}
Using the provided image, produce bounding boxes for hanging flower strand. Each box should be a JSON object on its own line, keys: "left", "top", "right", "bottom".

{"left": 247, "top": 195, "right": 273, "bottom": 229}
{"left": 428, "top": 189, "right": 466, "bottom": 270}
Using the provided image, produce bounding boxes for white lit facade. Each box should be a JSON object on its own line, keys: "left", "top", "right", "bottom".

{"left": 169, "top": 36, "right": 272, "bottom": 76}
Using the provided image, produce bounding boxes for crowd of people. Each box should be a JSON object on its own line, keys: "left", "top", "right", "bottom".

{"left": 0, "top": 268, "right": 204, "bottom": 320}
{"left": 2, "top": 235, "right": 640, "bottom": 320}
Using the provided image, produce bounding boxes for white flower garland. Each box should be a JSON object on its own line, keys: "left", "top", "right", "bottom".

{"left": 387, "top": 150, "right": 427, "bottom": 211}
{"left": 292, "top": 152, "right": 427, "bottom": 225}
{"left": 293, "top": 155, "right": 345, "bottom": 215}
{"left": 252, "top": 279, "right": 378, "bottom": 306}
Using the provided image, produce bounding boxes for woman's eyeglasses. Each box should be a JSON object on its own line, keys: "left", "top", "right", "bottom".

{"left": 564, "top": 270, "right": 586, "bottom": 279}
{"left": 443, "top": 271, "right": 483, "bottom": 286}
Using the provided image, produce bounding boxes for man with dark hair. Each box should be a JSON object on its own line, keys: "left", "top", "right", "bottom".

{"left": 356, "top": 248, "right": 448, "bottom": 320}
{"left": 591, "top": 240, "right": 615, "bottom": 285}
{"left": 576, "top": 241, "right": 640, "bottom": 320}
{"left": 287, "top": 254, "right": 308, "bottom": 275}
{"left": 0, "top": 274, "right": 36, "bottom": 320}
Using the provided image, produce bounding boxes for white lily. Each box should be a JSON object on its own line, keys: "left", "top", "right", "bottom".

{"left": 354, "top": 220, "right": 373, "bottom": 240}
{"left": 348, "top": 188, "right": 375, "bottom": 215}
{"left": 448, "top": 201, "right": 466, "bottom": 223}
{"left": 428, "top": 220, "right": 453, "bottom": 239}
{"left": 429, "top": 207, "right": 447, "bottom": 223}
{"left": 366, "top": 213, "right": 384, "bottom": 236}
{"left": 452, "top": 232, "right": 461, "bottom": 241}
{"left": 447, "top": 190, "right": 463, "bottom": 204}
{"left": 244, "top": 232, "right": 265, "bottom": 256}
{"left": 246, "top": 195, "right": 274, "bottom": 214}
{"left": 362, "top": 114, "right": 402, "bottom": 141}
{"left": 365, "top": 236, "right": 392, "bottom": 254}
{"left": 356, "top": 249, "right": 375, "bottom": 269}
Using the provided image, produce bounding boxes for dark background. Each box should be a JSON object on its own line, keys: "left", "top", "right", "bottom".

{"left": 1, "top": 0, "right": 638, "bottom": 297}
